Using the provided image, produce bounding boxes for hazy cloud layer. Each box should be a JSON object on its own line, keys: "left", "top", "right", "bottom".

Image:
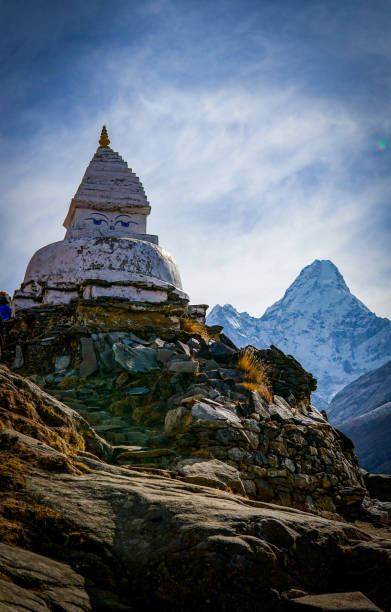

{"left": 1, "top": 0, "right": 390, "bottom": 316}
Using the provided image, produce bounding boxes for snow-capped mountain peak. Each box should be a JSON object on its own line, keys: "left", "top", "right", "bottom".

{"left": 263, "top": 260, "right": 368, "bottom": 319}
{"left": 207, "top": 260, "right": 391, "bottom": 411}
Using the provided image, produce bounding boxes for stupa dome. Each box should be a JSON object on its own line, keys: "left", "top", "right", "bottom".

{"left": 13, "top": 127, "right": 188, "bottom": 310}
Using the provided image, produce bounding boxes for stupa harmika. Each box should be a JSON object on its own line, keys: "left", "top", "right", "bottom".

{"left": 13, "top": 127, "right": 189, "bottom": 310}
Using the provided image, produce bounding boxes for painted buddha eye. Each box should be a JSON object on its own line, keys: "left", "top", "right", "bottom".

{"left": 86, "top": 216, "right": 108, "bottom": 226}
{"left": 115, "top": 219, "right": 133, "bottom": 228}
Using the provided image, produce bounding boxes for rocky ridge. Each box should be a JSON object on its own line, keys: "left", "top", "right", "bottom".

{"left": 2, "top": 298, "right": 391, "bottom": 610}
{"left": 328, "top": 361, "right": 391, "bottom": 474}
{"left": 1, "top": 300, "right": 373, "bottom": 516}
{"left": 1, "top": 364, "right": 391, "bottom": 611}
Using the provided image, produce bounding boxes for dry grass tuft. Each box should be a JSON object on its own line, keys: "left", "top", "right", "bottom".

{"left": 0, "top": 411, "right": 85, "bottom": 455}
{"left": 0, "top": 441, "right": 90, "bottom": 547}
{"left": 182, "top": 318, "right": 212, "bottom": 341}
{"left": 0, "top": 455, "right": 27, "bottom": 491}
{"left": 37, "top": 454, "right": 80, "bottom": 474}
{"left": 0, "top": 368, "right": 93, "bottom": 554}
{"left": 237, "top": 347, "right": 273, "bottom": 402}
{"left": 0, "top": 493, "right": 76, "bottom": 548}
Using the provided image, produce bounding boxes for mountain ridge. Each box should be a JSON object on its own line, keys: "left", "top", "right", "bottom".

{"left": 339, "top": 401, "right": 391, "bottom": 473}
{"left": 328, "top": 359, "right": 391, "bottom": 425}
{"left": 207, "top": 260, "right": 391, "bottom": 409}
{"left": 329, "top": 360, "right": 391, "bottom": 473}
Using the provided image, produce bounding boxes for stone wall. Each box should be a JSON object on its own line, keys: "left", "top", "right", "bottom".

{"left": 254, "top": 345, "right": 317, "bottom": 407}
{"left": 0, "top": 303, "right": 371, "bottom": 518}
{"left": 1, "top": 298, "right": 188, "bottom": 375}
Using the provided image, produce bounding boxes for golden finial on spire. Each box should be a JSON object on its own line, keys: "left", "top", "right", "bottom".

{"left": 99, "top": 125, "right": 110, "bottom": 148}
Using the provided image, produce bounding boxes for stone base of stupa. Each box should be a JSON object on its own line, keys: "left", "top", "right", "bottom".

{"left": 13, "top": 276, "right": 188, "bottom": 313}
{"left": 1, "top": 297, "right": 208, "bottom": 375}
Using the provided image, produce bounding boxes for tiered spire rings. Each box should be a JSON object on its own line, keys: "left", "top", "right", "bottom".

{"left": 99, "top": 125, "right": 110, "bottom": 148}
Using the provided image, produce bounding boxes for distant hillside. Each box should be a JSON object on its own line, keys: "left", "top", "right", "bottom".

{"left": 328, "top": 360, "right": 391, "bottom": 425}
{"left": 338, "top": 402, "right": 391, "bottom": 473}
{"left": 327, "top": 360, "right": 391, "bottom": 474}
{"left": 207, "top": 260, "right": 391, "bottom": 408}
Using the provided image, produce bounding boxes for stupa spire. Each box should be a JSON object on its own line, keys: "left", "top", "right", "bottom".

{"left": 99, "top": 125, "right": 110, "bottom": 148}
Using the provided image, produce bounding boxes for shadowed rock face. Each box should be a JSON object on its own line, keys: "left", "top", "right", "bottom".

{"left": 0, "top": 366, "right": 390, "bottom": 611}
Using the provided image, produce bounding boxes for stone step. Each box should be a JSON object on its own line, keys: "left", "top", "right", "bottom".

{"left": 104, "top": 431, "right": 134, "bottom": 444}
{"left": 64, "top": 400, "right": 89, "bottom": 410}
{"left": 76, "top": 405, "right": 104, "bottom": 412}
{"left": 79, "top": 410, "right": 113, "bottom": 425}
{"left": 112, "top": 445, "right": 144, "bottom": 454}
{"left": 289, "top": 591, "right": 382, "bottom": 611}
{"left": 46, "top": 391, "right": 87, "bottom": 411}
{"left": 115, "top": 448, "right": 176, "bottom": 465}
{"left": 105, "top": 430, "right": 151, "bottom": 445}
{"left": 119, "top": 465, "right": 175, "bottom": 477}
{"left": 50, "top": 389, "right": 77, "bottom": 399}
{"left": 94, "top": 420, "right": 130, "bottom": 433}
{"left": 119, "top": 461, "right": 164, "bottom": 469}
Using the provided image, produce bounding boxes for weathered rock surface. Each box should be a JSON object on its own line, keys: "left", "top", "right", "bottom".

{"left": 1, "top": 365, "right": 390, "bottom": 611}
{"left": 287, "top": 591, "right": 383, "bottom": 611}
{"left": 0, "top": 543, "right": 91, "bottom": 612}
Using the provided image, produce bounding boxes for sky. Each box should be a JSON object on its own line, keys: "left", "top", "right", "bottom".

{"left": 0, "top": 0, "right": 390, "bottom": 318}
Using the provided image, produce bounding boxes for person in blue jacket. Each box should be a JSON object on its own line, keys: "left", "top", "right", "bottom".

{"left": 0, "top": 292, "right": 11, "bottom": 320}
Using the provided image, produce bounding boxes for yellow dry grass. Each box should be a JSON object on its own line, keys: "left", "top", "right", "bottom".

{"left": 237, "top": 348, "right": 273, "bottom": 402}
{"left": 0, "top": 411, "right": 85, "bottom": 455}
{"left": 182, "top": 318, "right": 212, "bottom": 341}
{"left": 0, "top": 379, "right": 86, "bottom": 455}
{"left": 0, "top": 368, "right": 92, "bottom": 551}
{"left": 0, "top": 436, "right": 91, "bottom": 547}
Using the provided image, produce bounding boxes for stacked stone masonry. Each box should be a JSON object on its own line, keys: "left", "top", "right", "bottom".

{"left": 0, "top": 300, "right": 379, "bottom": 521}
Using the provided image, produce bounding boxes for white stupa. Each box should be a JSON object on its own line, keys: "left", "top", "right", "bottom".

{"left": 13, "top": 127, "right": 188, "bottom": 310}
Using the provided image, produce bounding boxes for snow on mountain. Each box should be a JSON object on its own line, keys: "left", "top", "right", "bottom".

{"left": 207, "top": 260, "right": 391, "bottom": 410}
